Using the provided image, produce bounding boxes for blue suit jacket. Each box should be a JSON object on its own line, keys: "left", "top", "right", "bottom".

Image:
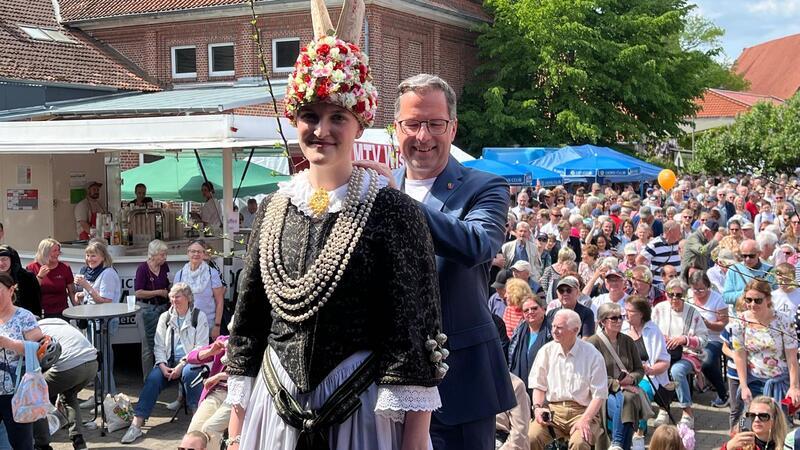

{"left": 394, "top": 156, "right": 516, "bottom": 425}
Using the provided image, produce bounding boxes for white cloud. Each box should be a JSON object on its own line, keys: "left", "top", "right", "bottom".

{"left": 746, "top": 0, "right": 800, "bottom": 15}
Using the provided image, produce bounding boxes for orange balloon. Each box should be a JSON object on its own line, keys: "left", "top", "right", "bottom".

{"left": 658, "top": 169, "right": 677, "bottom": 191}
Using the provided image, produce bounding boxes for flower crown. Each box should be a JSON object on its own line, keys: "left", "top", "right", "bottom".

{"left": 284, "top": 35, "right": 378, "bottom": 128}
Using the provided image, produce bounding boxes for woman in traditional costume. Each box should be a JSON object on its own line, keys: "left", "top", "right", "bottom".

{"left": 224, "top": 2, "right": 446, "bottom": 448}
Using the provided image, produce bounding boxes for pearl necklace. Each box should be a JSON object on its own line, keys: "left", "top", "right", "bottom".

{"left": 258, "top": 167, "right": 379, "bottom": 323}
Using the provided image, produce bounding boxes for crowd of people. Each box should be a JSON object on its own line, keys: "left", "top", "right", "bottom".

{"left": 489, "top": 173, "right": 800, "bottom": 449}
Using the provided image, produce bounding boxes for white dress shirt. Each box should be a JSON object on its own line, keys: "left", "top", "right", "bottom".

{"left": 529, "top": 339, "right": 608, "bottom": 406}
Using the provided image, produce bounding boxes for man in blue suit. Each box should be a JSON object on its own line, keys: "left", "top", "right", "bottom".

{"left": 391, "top": 74, "right": 516, "bottom": 449}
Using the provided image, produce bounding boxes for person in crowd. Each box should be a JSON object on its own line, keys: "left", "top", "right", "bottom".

{"left": 134, "top": 239, "right": 171, "bottom": 378}
{"left": 179, "top": 431, "right": 209, "bottom": 450}
{"left": 649, "top": 425, "right": 686, "bottom": 450}
{"left": 74, "top": 181, "right": 107, "bottom": 240}
{"left": 173, "top": 240, "right": 224, "bottom": 339}
{"left": 494, "top": 372, "right": 530, "bottom": 450}
{"left": 723, "top": 239, "right": 776, "bottom": 305}
{"left": 0, "top": 272, "right": 44, "bottom": 450}
{"left": 590, "top": 267, "right": 629, "bottom": 317}
{"left": 783, "top": 214, "right": 800, "bottom": 246}
{"left": 588, "top": 303, "right": 646, "bottom": 450}
{"left": 757, "top": 231, "right": 779, "bottom": 265}
{"left": 241, "top": 198, "right": 259, "bottom": 228}
{"left": 652, "top": 279, "right": 709, "bottom": 428}
{"left": 619, "top": 243, "right": 638, "bottom": 273}
{"left": 510, "top": 260, "right": 544, "bottom": 297}
{"left": 579, "top": 244, "right": 599, "bottom": 287}
{"left": 709, "top": 248, "right": 737, "bottom": 293}
{"left": 0, "top": 245, "right": 41, "bottom": 317}
{"left": 544, "top": 276, "right": 595, "bottom": 339}
{"left": 731, "top": 280, "right": 800, "bottom": 409}
{"left": 718, "top": 219, "right": 744, "bottom": 255}
{"left": 539, "top": 247, "right": 576, "bottom": 303}
{"left": 556, "top": 219, "right": 582, "bottom": 261}
{"left": 773, "top": 243, "right": 796, "bottom": 267}
{"left": 507, "top": 297, "right": 547, "bottom": 391}
{"left": 617, "top": 219, "right": 636, "bottom": 249}
{"left": 488, "top": 269, "right": 511, "bottom": 317}
{"left": 734, "top": 197, "right": 752, "bottom": 222}
{"left": 637, "top": 220, "right": 681, "bottom": 285}
{"left": 129, "top": 183, "right": 154, "bottom": 208}
{"left": 632, "top": 206, "right": 663, "bottom": 238}
{"left": 722, "top": 396, "right": 788, "bottom": 450}
{"left": 501, "top": 221, "right": 541, "bottom": 279}
{"left": 528, "top": 309, "right": 607, "bottom": 450}
{"left": 27, "top": 239, "right": 76, "bottom": 319}
{"left": 627, "top": 265, "right": 666, "bottom": 306}
{"left": 683, "top": 220, "right": 722, "bottom": 272}
{"left": 75, "top": 240, "right": 121, "bottom": 394}
{"left": 32, "top": 318, "right": 98, "bottom": 450}
{"left": 121, "top": 283, "right": 210, "bottom": 444}
{"left": 679, "top": 208, "right": 695, "bottom": 239}
{"left": 199, "top": 182, "right": 223, "bottom": 233}
{"left": 511, "top": 191, "right": 533, "bottom": 221}
{"left": 631, "top": 223, "right": 652, "bottom": 255}
{"left": 186, "top": 335, "right": 230, "bottom": 450}
{"left": 540, "top": 207, "right": 562, "bottom": 237}
{"left": 593, "top": 233, "right": 615, "bottom": 258}
{"left": 502, "top": 279, "right": 534, "bottom": 338}
{"left": 686, "top": 271, "right": 729, "bottom": 408}
{"left": 754, "top": 200, "right": 776, "bottom": 233}
{"left": 772, "top": 263, "right": 800, "bottom": 319}
{"left": 742, "top": 221, "right": 757, "bottom": 240}
{"left": 622, "top": 296, "right": 671, "bottom": 429}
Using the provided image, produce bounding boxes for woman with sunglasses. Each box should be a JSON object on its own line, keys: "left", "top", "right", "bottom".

{"left": 588, "top": 302, "right": 646, "bottom": 450}
{"left": 731, "top": 279, "right": 800, "bottom": 409}
{"left": 507, "top": 296, "right": 547, "bottom": 392}
{"left": 652, "top": 279, "right": 709, "bottom": 429}
{"left": 722, "top": 396, "right": 788, "bottom": 450}
{"left": 782, "top": 213, "right": 800, "bottom": 247}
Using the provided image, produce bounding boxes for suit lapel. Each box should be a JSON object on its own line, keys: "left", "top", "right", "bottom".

{"left": 426, "top": 157, "right": 464, "bottom": 212}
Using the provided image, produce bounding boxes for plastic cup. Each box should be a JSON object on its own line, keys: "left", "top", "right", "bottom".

{"left": 127, "top": 295, "right": 136, "bottom": 311}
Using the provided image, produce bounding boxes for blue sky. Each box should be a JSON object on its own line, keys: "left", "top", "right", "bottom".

{"left": 691, "top": 0, "right": 800, "bottom": 61}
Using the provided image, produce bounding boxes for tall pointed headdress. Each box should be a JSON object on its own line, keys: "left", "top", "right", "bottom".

{"left": 284, "top": 0, "right": 377, "bottom": 128}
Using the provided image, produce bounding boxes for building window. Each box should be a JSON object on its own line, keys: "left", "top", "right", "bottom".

{"left": 272, "top": 38, "right": 300, "bottom": 73}
{"left": 171, "top": 46, "right": 197, "bottom": 79}
{"left": 209, "top": 43, "right": 235, "bottom": 77}
{"left": 19, "top": 26, "right": 75, "bottom": 43}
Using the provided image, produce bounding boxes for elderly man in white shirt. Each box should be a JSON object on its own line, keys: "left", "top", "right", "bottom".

{"left": 528, "top": 309, "right": 608, "bottom": 450}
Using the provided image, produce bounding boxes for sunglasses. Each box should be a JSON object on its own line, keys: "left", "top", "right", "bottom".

{"left": 741, "top": 254, "right": 758, "bottom": 259}
{"left": 557, "top": 286, "right": 574, "bottom": 294}
{"left": 744, "top": 412, "right": 772, "bottom": 422}
{"left": 667, "top": 292, "right": 684, "bottom": 299}
{"left": 744, "top": 296, "right": 765, "bottom": 305}
{"left": 523, "top": 307, "right": 541, "bottom": 313}
{"left": 605, "top": 315, "right": 624, "bottom": 322}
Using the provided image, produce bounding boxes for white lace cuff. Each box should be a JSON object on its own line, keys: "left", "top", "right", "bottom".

{"left": 374, "top": 385, "right": 441, "bottom": 423}
{"left": 225, "top": 375, "right": 254, "bottom": 409}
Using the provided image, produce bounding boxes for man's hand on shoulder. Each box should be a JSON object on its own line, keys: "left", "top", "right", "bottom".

{"left": 353, "top": 160, "right": 397, "bottom": 189}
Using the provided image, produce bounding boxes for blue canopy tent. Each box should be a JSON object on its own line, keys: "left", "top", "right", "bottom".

{"left": 553, "top": 156, "right": 640, "bottom": 178}
{"left": 462, "top": 159, "right": 564, "bottom": 186}
{"left": 531, "top": 145, "right": 660, "bottom": 183}
{"left": 482, "top": 147, "right": 558, "bottom": 165}
{"left": 571, "top": 144, "right": 661, "bottom": 181}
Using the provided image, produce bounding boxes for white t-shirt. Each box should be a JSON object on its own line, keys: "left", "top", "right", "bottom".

{"left": 590, "top": 293, "right": 628, "bottom": 318}
{"left": 38, "top": 318, "right": 97, "bottom": 373}
{"left": 772, "top": 289, "right": 800, "bottom": 320}
{"left": 404, "top": 177, "right": 437, "bottom": 203}
{"left": 687, "top": 290, "right": 726, "bottom": 342}
{"left": 201, "top": 198, "right": 223, "bottom": 229}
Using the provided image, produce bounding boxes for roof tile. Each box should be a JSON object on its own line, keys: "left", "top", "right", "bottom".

{"left": 694, "top": 89, "right": 784, "bottom": 118}
{"left": 58, "top": 0, "right": 249, "bottom": 22}
{"left": 1, "top": 0, "right": 159, "bottom": 91}
{"left": 734, "top": 33, "right": 800, "bottom": 100}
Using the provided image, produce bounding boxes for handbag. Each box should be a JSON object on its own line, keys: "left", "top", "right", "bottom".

{"left": 597, "top": 331, "right": 655, "bottom": 419}
{"left": 12, "top": 341, "right": 54, "bottom": 423}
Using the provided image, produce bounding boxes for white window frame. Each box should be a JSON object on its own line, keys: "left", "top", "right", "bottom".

{"left": 208, "top": 42, "right": 235, "bottom": 77}
{"left": 171, "top": 45, "right": 197, "bottom": 79}
{"left": 272, "top": 38, "right": 301, "bottom": 73}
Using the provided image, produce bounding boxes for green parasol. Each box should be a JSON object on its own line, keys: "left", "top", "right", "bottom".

{"left": 121, "top": 156, "right": 289, "bottom": 202}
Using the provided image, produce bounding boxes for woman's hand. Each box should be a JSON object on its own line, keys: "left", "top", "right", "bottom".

{"left": 666, "top": 336, "right": 685, "bottom": 350}
{"left": 37, "top": 265, "right": 51, "bottom": 279}
{"left": 0, "top": 336, "right": 14, "bottom": 350}
{"left": 211, "top": 325, "right": 221, "bottom": 340}
{"left": 620, "top": 374, "right": 636, "bottom": 387}
{"left": 741, "top": 385, "right": 753, "bottom": 403}
{"left": 401, "top": 411, "right": 431, "bottom": 450}
{"left": 204, "top": 372, "right": 227, "bottom": 390}
{"left": 726, "top": 431, "right": 756, "bottom": 450}
{"left": 208, "top": 339, "right": 226, "bottom": 356}
{"left": 160, "top": 289, "right": 169, "bottom": 298}
{"left": 353, "top": 160, "right": 398, "bottom": 189}
{"left": 170, "top": 362, "right": 185, "bottom": 381}
{"left": 788, "top": 386, "right": 800, "bottom": 406}
{"left": 159, "top": 364, "right": 172, "bottom": 379}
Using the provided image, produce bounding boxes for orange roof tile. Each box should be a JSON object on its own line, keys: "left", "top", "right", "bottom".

{"left": 1, "top": 0, "right": 159, "bottom": 91}
{"left": 58, "top": 0, "right": 248, "bottom": 22}
{"left": 694, "top": 89, "right": 784, "bottom": 118}
{"left": 734, "top": 33, "right": 800, "bottom": 100}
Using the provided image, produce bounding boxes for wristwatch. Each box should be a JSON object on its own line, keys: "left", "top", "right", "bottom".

{"left": 225, "top": 435, "right": 241, "bottom": 446}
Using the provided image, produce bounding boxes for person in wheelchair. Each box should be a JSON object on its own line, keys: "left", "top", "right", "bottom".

{"left": 121, "top": 283, "right": 209, "bottom": 444}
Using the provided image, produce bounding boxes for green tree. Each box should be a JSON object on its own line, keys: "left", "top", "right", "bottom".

{"left": 680, "top": 15, "right": 749, "bottom": 91}
{"left": 458, "top": 0, "right": 732, "bottom": 152}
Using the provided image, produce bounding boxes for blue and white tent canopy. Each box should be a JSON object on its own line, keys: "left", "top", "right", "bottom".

{"left": 462, "top": 159, "right": 563, "bottom": 186}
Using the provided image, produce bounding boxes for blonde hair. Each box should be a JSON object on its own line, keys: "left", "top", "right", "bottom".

{"left": 85, "top": 240, "right": 113, "bottom": 267}
{"left": 35, "top": 238, "right": 60, "bottom": 266}
{"left": 649, "top": 425, "right": 685, "bottom": 450}
{"left": 749, "top": 396, "right": 788, "bottom": 445}
{"left": 504, "top": 278, "right": 533, "bottom": 308}
{"left": 170, "top": 282, "right": 194, "bottom": 307}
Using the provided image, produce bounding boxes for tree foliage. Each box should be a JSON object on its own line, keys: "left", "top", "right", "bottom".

{"left": 689, "top": 94, "right": 800, "bottom": 175}
{"left": 457, "top": 0, "right": 737, "bottom": 152}
{"left": 680, "top": 15, "right": 749, "bottom": 91}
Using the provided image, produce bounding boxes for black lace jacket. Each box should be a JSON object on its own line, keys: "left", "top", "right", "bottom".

{"left": 227, "top": 187, "right": 443, "bottom": 393}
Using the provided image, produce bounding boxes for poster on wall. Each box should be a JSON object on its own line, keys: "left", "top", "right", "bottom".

{"left": 16, "top": 165, "right": 31, "bottom": 185}
{"left": 69, "top": 172, "right": 87, "bottom": 204}
{"left": 7, "top": 189, "right": 38, "bottom": 210}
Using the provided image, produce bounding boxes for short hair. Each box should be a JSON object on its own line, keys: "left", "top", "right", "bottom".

{"left": 85, "top": 240, "right": 113, "bottom": 267}
{"left": 34, "top": 238, "right": 60, "bottom": 266}
{"left": 553, "top": 308, "right": 581, "bottom": 331}
{"left": 663, "top": 220, "right": 679, "bottom": 233}
{"left": 183, "top": 430, "right": 209, "bottom": 447}
{"left": 201, "top": 181, "right": 215, "bottom": 193}
{"left": 583, "top": 244, "right": 599, "bottom": 258}
{"left": 596, "top": 302, "right": 622, "bottom": 324}
{"left": 147, "top": 239, "right": 168, "bottom": 259}
{"left": 756, "top": 231, "right": 778, "bottom": 250}
{"left": 395, "top": 74, "right": 457, "bottom": 119}
{"left": 557, "top": 247, "right": 576, "bottom": 263}
{"left": 665, "top": 278, "right": 687, "bottom": 293}
{"left": 687, "top": 270, "right": 711, "bottom": 288}
{"left": 631, "top": 265, "right": 653, "bottom": 284}
{"left": 776, "top": 262, "right": 796, "bottom": 280}
{"left": 247, "top": 198, "right": 257, "bottom": 205}
{"left": 649, "top": 425, "right": 686, "bottom": 450}
{"left": 170, "top": 282, "right": 194, "bottom": 307}
{"left": 627, "top": 295, "right": 652, "bottom": 323}
{"left": 134, "top": 183, "right": 146, "bottom": 191}
{"left": 504, "top": 278, "right": 533, "bottom": 308}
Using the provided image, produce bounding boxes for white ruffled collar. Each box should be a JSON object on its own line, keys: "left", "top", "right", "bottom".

{"left": 277, "top": 169, "right": 389, "bottom": 218}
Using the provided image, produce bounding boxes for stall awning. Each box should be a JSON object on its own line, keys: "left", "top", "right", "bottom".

{"left": 0, "top": 114, "right": 296, "bottom": 154}
{"left": 0, "top": 84, "right": 286, "bottom": 121}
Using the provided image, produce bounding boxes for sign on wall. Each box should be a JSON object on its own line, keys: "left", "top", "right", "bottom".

{"left": 7, "top": 189, "right": 38, "bottom": 210}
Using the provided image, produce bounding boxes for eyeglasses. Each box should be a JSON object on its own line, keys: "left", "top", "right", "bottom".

{"left": 691, "top": 287, "right": 708, "bottom": 293}
{"left": 667, "top": 292, "right": 684, "bottom": 299}
{"left": 523, "top": 307, "right": 541, "bottom": 313}
{"left": 557, "top": 286, "right": 574, "bottom": 294}
{"left": 776, "top": 197, "right": 784, "bottom": 200}
{"left": 741, "top": 254, "right": 758, "bottom": 259}
{"left": 552, "top": 214, "right": 562, "bottom": 218}
{"left": 188, "top": 249, "right": 205, "bottom": 255}
{"left": 744, "top": 412, "right": 772, "bottom": 422}
{"left": 605, "top": 315, "right": 624, "bottom": 322}
{"left": 397, "top": 119, "right": 451, "bottom": 136}
{"left": 744, "top": 296, "right": 765, "bottom": 305}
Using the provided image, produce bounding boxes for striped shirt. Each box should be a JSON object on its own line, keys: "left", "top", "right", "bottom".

{"left": 640, "top": 236, "right": 681, "bottom": 284}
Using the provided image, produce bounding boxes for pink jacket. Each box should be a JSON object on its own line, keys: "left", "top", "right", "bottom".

{"left": 187, "top": 335, "right": 228, "bottom": 403}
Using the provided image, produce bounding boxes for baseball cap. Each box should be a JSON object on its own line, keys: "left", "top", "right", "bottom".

{"left": 605, "top": 267, "right": 624, "bottom": 279}
{"left": 556, "top": 276, "right": 580, "bottom": 290}
{"left": 742, "top": 222, "right": 755, "bottom": 230}
{"left": 705, "top": 219, "right": 720, "bottom": 233}
{"left": 610, "top": 204, "right": 621, "bottom": 213}
{"left": 623, "top": 243, "right": 638, "bottom": 255}
{"left": 86, "top": 181, "right": 103, "bottom": 189}
{"left": 491, "top": 269, "right": 512, "bottom": 289}
{"left": 510, "top": 260, "right": 532, "bottom": 272}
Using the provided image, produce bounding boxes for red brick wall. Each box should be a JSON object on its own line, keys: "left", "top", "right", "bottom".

{"left": 87, "top": 5, "right": 481, "bottom": 126}
{"left": 120, "top": 151, "right": 140, "bottom": 170}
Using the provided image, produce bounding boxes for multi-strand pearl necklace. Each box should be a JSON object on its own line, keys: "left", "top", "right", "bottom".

{"left": 258, "top": 167, "right": 380, "bottom": 323}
